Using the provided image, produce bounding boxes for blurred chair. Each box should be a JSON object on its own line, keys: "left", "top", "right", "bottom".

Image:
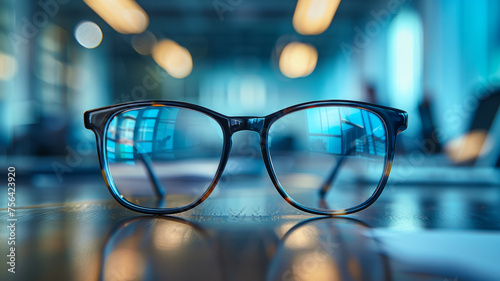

{"left": 475, "top": 89, "right": 500, "bottom": 167}
{"left": 446, "top": 88, "right": 500, "bottom": 167}
{"left": 418, "top": 94, "right": 443, "bottom": 154}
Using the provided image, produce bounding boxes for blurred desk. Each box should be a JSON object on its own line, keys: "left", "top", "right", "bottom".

{"left": 1, "top": 173, "right": 500, "bottom": 281}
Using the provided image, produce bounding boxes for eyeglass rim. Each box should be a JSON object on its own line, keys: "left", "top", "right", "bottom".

{"left": 84, "top": 99, "right": 408, "bottom": 215}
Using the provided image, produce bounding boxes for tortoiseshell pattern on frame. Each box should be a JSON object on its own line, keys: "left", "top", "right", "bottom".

{"left": 84, "top": 100, "right": 408, "bottom": 216}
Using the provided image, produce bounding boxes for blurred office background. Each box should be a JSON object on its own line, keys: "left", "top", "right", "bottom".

{"left": 1, "top": 0, "right": 500, "bottom": 174}
{"left": 2, "top": 3, "right": 500, "bottom": 280}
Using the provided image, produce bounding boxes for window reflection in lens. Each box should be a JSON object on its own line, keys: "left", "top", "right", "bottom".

{"left": 105, "top": 106, "right": 224, "bottom": 209}
{"left": 268, "top": 106, "right": 387, "bottom": 211}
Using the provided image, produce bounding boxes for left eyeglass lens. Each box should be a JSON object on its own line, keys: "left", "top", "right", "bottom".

{"left": 104, "top": 106, "right": 224, "bottom": 209}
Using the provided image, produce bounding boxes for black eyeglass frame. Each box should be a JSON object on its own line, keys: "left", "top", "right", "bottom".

{"left": 84, "top": 100, "right": 408, "bottom": 216}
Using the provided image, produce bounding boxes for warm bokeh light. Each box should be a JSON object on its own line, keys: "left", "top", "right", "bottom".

{"left": 153, "top": 222, "right": 194, "bottom": 251}
{"left": 293, "top": 0, "right": 341, "bottom": 35}
{"left": 276, "top": 222, "right": 296, "bottom": 237}
{"left": 132, "top": 31, "right": 157, "bottom": 55}
{"left": 103, "top": 248, "right": 145, "bottom": 281}
{"left": 290, "top": 253, "right": 340, "bottom": 281}
{"left": 279, "top": 42, "right": 318, "bottom": 78}
{"left": 152, "top": 40, "right": 193, "bottom": 79}
{"left": 279, "top": 173, "right": 322, "bottom": 188}
{"left": 0, "top": 52, "right": 18, "bottom": 81}
{"left": 84, "top": 0, "right": 149, "bottom": 34}
{"left": 284, "top": 225, "right": 319, "bottom": 249}
{"left": 74, "top": 21, "right": 103, "bottom": 49}
{"left": 445, "top": 130, "right": 489, "bottom": 163}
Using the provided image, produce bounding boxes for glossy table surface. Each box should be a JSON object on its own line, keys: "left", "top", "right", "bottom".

{"left": 1, "top": 166, "right": 500, "bottom": 281}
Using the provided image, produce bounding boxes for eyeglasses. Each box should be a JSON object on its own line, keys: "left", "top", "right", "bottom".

{"left": 84, "top": 100, "right": 408, "bottom": 215}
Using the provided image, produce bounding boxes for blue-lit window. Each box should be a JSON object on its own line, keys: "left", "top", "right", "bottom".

{"left": 306, "top": 107, "right": 386, "bottom": 157}
{"left": 143, "top": 109, "right": 159, "bottom": 118}
{"left": 156, "top": 108, "right": 179, "bottom": 154}
{"left": 138, "top": 119, "right": 155, "bottom": 142}
{"left": 307, "top": 108, "right": 342, "bottom": 154}
{"left": 362, "top": 110, "right": 375, "bottom": 155}
{"left": 347, "top": 108, "right": 363, "bottom": 127}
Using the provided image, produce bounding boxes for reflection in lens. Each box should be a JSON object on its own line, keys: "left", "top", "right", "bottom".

{"left": 105, "top": 106, "right": 224, "bottom": 209}
{"left": 268, "top": 106, "right": 387, "bottom": 211}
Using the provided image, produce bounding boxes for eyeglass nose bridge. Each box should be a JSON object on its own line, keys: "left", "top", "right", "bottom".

{"left": 228, "top": 117, "right": 265, "bottom": 135}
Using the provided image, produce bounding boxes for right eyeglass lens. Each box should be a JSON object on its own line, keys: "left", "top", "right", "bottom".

{"left": 104, "top": 106, "right": 224, "bottom": 210}
{"left": 268, "top": 106, "right": 388, "bottom": 212}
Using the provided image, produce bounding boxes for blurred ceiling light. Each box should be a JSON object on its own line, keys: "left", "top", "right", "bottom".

{"left": 445, "top": 130, "right": 489, "bottom": 163}
{"left": 0, "top": 52, "right": 18, "bottom": 81}
{"left": 152, "top": 40, "right": 193, "bottom": 79}
{"left": 293, "top": 0, "right": 341, "bottom": 35}
{"left": 74, "top": 21, "right": 103, "bottom": 49}
{"left": 279, "top": 42, "right": 318, "bottom": 78}
{"left": 84, "top": 0, "right": 149, "bottom": 34}
{"left": 132, "top": 31, "right": 157, "bottom": 55}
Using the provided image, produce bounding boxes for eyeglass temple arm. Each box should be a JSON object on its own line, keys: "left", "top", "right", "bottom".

{"left": 133, "top": 145, "right": 166, "bottom": 199}
{"left": 319, "top": 145, "right": 356, "bottom": 198}
{"left": 319, "top": 134, "right": 386, "bottom": 198}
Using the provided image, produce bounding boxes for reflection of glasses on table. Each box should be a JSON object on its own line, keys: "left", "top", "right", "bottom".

{"left": 84, "top": 100, "right": 408, "bottom": 215}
